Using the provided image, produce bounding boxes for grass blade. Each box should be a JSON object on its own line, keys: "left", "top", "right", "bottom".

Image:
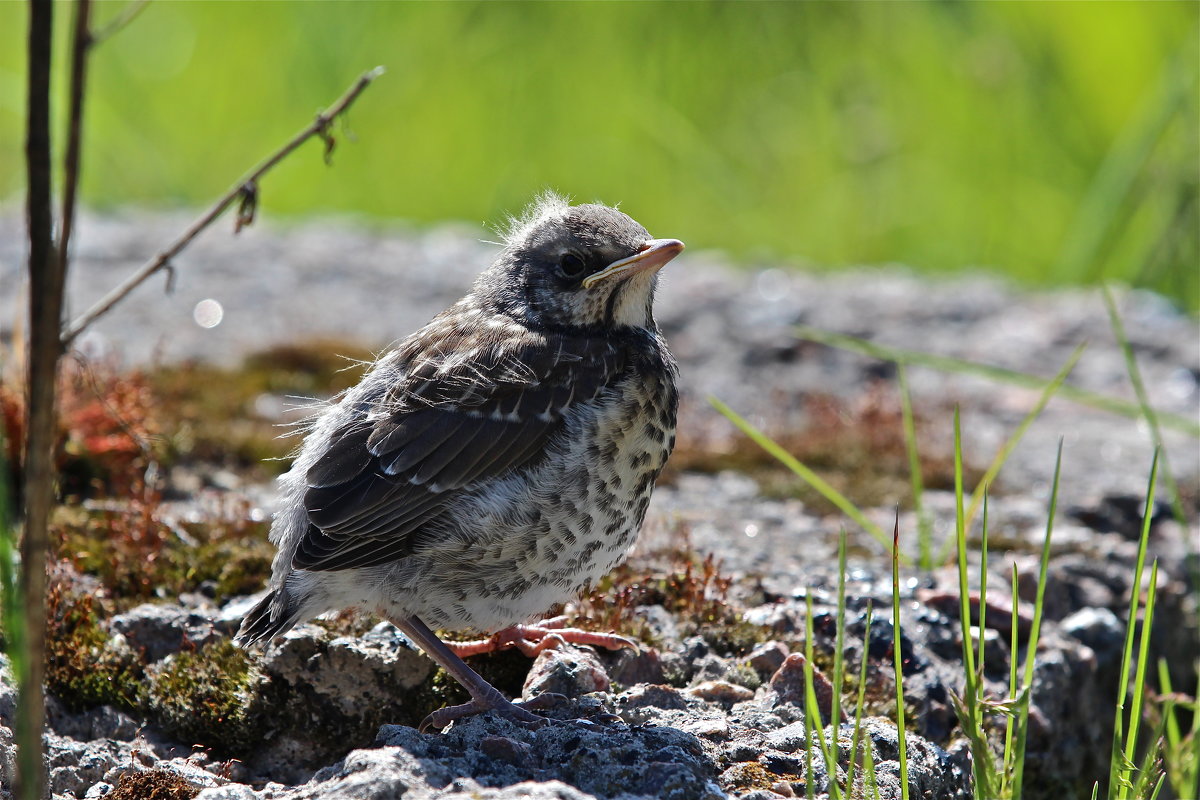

{"left": 1108, "top": 450, "right": 1159, "bottom": 800}
{"left": 802, "top": 587, "right": 816, "bottom": 800}
{"left": 864, "top": 730, "right": 880, "bottom": 800}
{"left": 848, "top": 600, "right": 874, "bottom": 797}
{"left": 833, "top": 530, "right": 848, "bottom": 737}
{"left": 1057, "top": 41, "right": 1196, "bottom": 288}
{"left": 952, "top": 410, "right": 992, "bottom": 796}
{"left": 0, "top": 437, "right": 24, "bottom": 743}
{"left": 891, "top": 515, "right": 910, "bottom": 800}
{"left": 1001, "top": 564, "right": 1021, "bottom": 795}
{"left": 1101, "top": 285, "right": 1189, "bottom": 530}
{"left": 1156, "top": 660, "right": 1181, "bottom": 764}
{"left": 710, "top": 395, "right": 900, "bottom": 558}
{"left": 805, "top": 592, "right": 841, "bottom": 800}
{"left": 946, "top": 343, "right": 1086, "bottom": 556}
{"left": 977, "top": 494, "right": 989, "bottom": 680}
{"left": 792, "top": 325, "right": 1198, "bottom": 437}
{"left": 1120, "top": 560, "right": 1159, "bottom": 799}
{"left": 898, "top": 365, "right": 932, "bottom": 569}
{"left": 1010, "top": 438, "right": 1064, "bottom": 799}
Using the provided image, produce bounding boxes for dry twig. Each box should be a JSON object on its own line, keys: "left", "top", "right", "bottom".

{"left": 60, "top": 66, "right": 385, "bottom": 345}
{"left": 58, "top": 0, "right": 94, "bottom": 274}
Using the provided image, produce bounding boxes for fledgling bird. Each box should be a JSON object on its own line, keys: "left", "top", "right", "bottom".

{"left": 236, "top": 194, "right": 683, "bottom": 731}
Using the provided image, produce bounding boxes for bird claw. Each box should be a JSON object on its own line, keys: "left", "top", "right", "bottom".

{"left": 417, "top": 693, "right": 567, "bottom": 733}
{"left": 446, "top": 619, "right": 638, "bottom": 658}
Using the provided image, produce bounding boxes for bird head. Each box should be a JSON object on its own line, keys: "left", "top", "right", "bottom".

{"left": 480, "top": 193, "right": 684, "bottom": 332}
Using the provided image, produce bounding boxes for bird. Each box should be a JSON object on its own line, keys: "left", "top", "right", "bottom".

{"left": 235, "top": 193, "right": 683, "bottom": 731}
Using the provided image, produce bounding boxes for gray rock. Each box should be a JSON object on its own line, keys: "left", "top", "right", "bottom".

{"left": 261, "top": 624, "right": 433, "bottom": 719}
{"left": 1061, "top": 607, "right": 1124, "bottom": 665}
{"left": 0, "top": 656, "right": 16, "bottom": 729}
{"left": 46, "top": 733, "right": 121, "bottom": 798}
{"left": 522, "top": 645, "right": 611, "bottom": 700}
{"left": 195, "top": 787, "right": 261, "bottom": 800}
{"left": 1, "top": 725, "right": 15, "bottom": 800}
{"left": 9, "top": 212, "right": 1197, "bottom": 799}
{"left": 45, "top": 697, "right": 140, "bottom": 743}
{"left": 744, "top": 642, "right": 789, "bottom": 678}
{"left": 110, "top": 603, "right": 220, "bottom": 663}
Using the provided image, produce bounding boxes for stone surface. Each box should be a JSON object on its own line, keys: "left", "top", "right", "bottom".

{"left": 2, "top": 213, "right": 1196, "bottom": 799}
{"left": 110, "top": 603, "right": 222, "bottom": 663}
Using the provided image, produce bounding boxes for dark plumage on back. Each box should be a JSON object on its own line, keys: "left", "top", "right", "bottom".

{"left": 295, "top": 329, "right": 627, "bottom": 572}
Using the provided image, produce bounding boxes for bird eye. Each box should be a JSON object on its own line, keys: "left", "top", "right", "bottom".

{"left": 558, "top": 252, "right": 588, "bottom": 280}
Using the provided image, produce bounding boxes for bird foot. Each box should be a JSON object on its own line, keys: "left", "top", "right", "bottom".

{"left": 446, "top": 616, "right": 638, "bottom": 658}
{"left": 419, "top": 692, "right": 567, "bottom": 733}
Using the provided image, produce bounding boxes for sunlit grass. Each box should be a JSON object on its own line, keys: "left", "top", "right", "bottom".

{"left": 710, "top": 315, "right": 1191, "bottom": 796}
{"left": 0, "top": 2, "right": 1194, "bottom": 308}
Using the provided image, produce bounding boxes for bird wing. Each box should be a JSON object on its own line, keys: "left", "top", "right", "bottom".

{"left": 292, "top": 322, "right": 626, "bottom": 572}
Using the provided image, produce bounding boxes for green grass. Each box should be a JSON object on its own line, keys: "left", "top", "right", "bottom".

{"left": 711, "top": 312, "right": 1193, "bottom": 796}
{"left": 0, "top": 2, "right": 1195, "bottom": 309}
{"left": 718, "top": 413, "right": 1178, "bottom": 798}
{"left": 890, "top": 517, "right": 910, "bottom": 800}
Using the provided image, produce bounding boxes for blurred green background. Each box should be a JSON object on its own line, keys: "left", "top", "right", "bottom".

{"left": 1, "top": 1, "right": 1196, "bottom": 310}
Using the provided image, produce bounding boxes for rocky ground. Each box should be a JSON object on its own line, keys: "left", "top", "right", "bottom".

{"left": 0, "top": 210, "right": 1197, "bottom": 799}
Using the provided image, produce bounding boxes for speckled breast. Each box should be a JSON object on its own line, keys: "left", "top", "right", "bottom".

{"left": 401, "top": 338, "right": 678, "bottom": 633}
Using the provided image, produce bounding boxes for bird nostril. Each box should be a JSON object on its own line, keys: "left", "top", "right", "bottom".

{"left": 636, "top": 242, "right": 651, "bottom": 253}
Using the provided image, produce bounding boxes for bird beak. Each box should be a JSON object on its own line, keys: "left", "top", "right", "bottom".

{"left": 582, "top": 238, "right": 685, "bottom": 289}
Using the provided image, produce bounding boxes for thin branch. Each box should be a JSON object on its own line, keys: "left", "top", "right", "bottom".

{"left": 58, "top": 0, "right": 93, "bottom": 272}
{"left": 89, "top": 0, "right": 149, "bottom": 45}
{"left": 19, "top": 0, "right": 60, "bottom": 798}
{"left": 60, "top": 66, "right": 386, "bottom": 345}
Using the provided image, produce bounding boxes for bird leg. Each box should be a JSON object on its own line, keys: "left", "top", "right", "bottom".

{"left": 384, "top": 613, "right": 563, "bottom": 733}
{"left": 444, "top": 615, "right": 638, "bottom": 658}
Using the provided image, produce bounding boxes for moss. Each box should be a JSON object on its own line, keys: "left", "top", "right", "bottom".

{"left": 107, "top": 769, "right": 199, "bottom": 800}
{"left": 148, "top": 340, "right": 373, "bottom": 476}
{"left": 722, "top": 761, "right": 777, "bottom": 792}
{"left": 44, "top": 573, "right": 143, "bottom": 712}
{"left": 573, "top": 546, "right": 770, "bottom": 658}
{"left": 145, "top": 639, "right": 267, "bottom": 756}
{"left": 727, "top": 662, "right": 763, "bottom": 691}
{"left": 53, "top": 502, "right": 274, "bottom": 609}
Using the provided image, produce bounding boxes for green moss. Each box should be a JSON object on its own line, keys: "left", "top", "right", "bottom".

{"left": 44, "top": 579, "right": 143, "bottom": 712}
{"left": 145, "top": 639, "right": 267, "bottom": 756}
{"left": 727, "top": 662, "right": 763, "bottom": 691}
{"left": 54, "top": 504, "right": 274, "bottom": 609}
{"left": 149, "top": 341, "right": 373, "bottom": 476}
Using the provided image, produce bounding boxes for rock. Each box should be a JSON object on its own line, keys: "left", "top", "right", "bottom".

{"left": 606, "top": 646, "right": 665, "bottom": 687}
{"left": 110, "top": 603, "right": 221, "bottom": 663}
{"left": 616, "top": 684, "right": 691, "bottom": 713}
{"left": 765, "top": 654, "right": 843, "bottom": 726}
{"left": 10, "top": 213, "right": 1197, "bottom": 799}
{"left": 195, "top": 787, "right": 260, "bottom": 800}
{"left": 47, "top": 733, "right": 123, "bottom": 798}
{"left": 850, "top": 717, "right": 971, "bottom": 800}
{"left": 685, "top": 680, "right": 755, "bottom": 704}
{"left": 522, "top": 645, "right": 609, "bottom": 700}
{"left": 745, "top": 642, "right": 789, "bottom": 677}
{"left": 262, "top": 624, "right": 433, "bottom": 718}
{"left": 45, "top": 696, "right": 140, "bottom": 743}
{"left": 1060, "top": 607, "right": 1124, "bottom": 665}
{"left": 1, "top": 725, "right": 15, "bottom": 799}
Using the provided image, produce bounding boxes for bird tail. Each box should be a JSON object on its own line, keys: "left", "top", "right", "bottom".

{"left": 235, "top": 589, "right": 305, "bottom": 647}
